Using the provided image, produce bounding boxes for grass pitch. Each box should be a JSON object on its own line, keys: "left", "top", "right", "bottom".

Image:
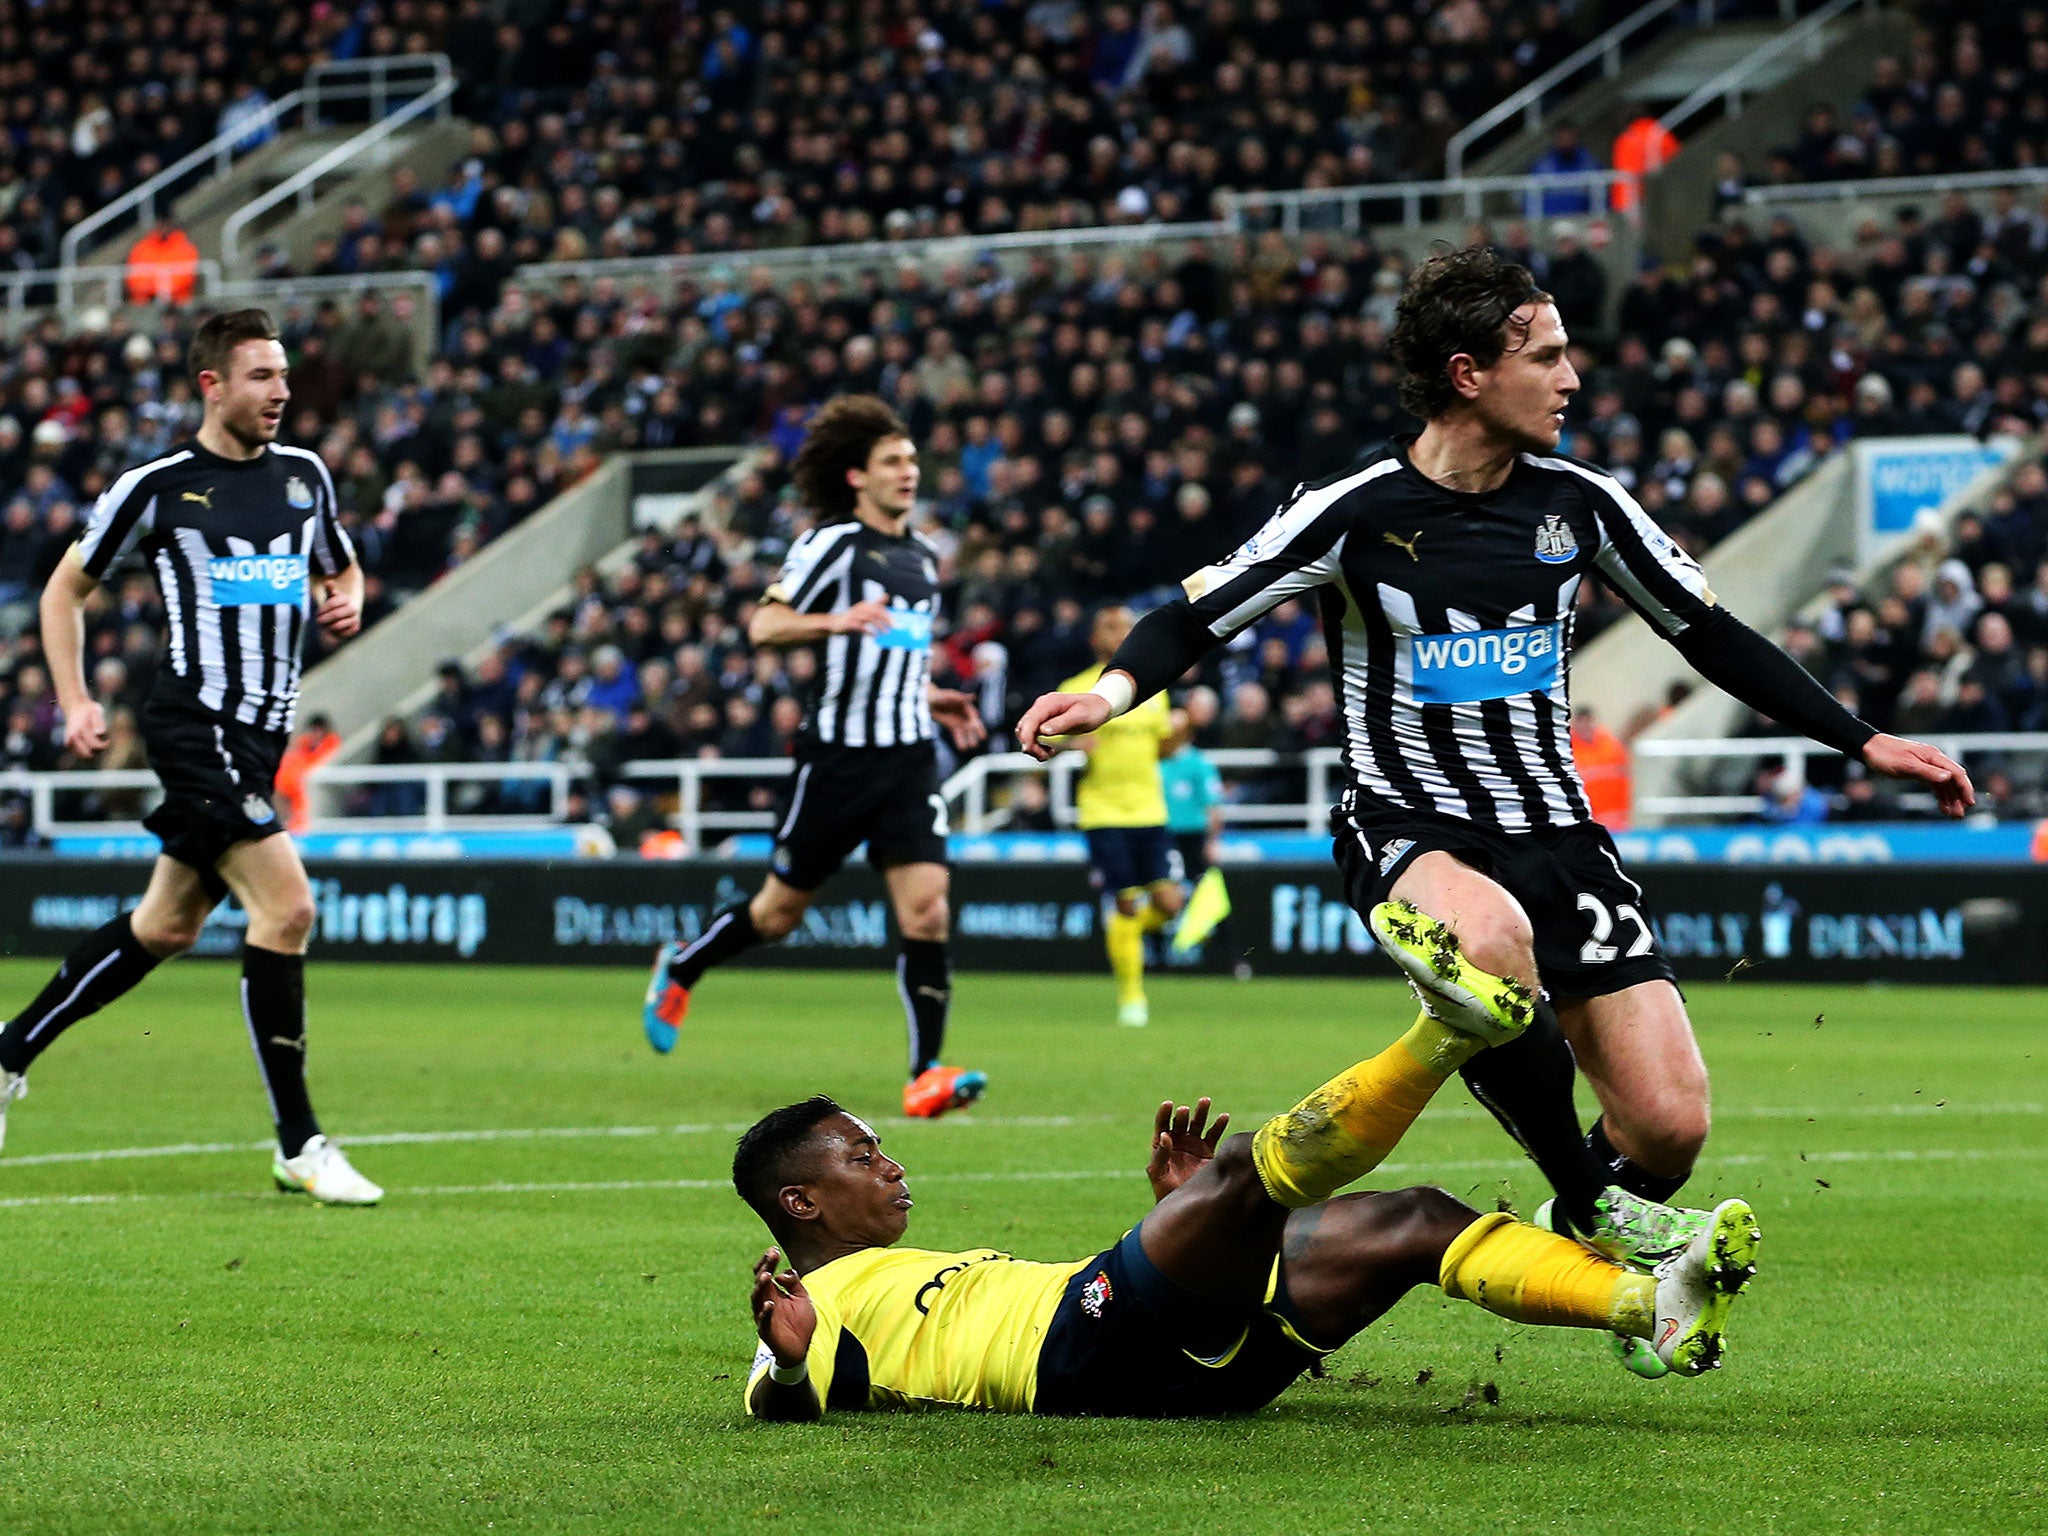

{"left": 0, "top": 960, "right": 2042, "bottom": 1535}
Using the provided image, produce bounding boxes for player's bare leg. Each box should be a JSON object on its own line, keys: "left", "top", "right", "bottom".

{"left": 217, "top": 836, "right": 379, "bottom": 1205}
{"left": 1556, "top": 980, "right": 1710, "bottom": 1188}
{"left": 885, "top": 861, "right": 984, "bottom": 1119}
{"left": 1384, "top": 852, "right": 1618, "bottom": 1239}
{"left": 0, "top": 856, "right": 209, "bottom": 1153}
{"left": 643, "top": 874, "right": 816, "bottom": 1052}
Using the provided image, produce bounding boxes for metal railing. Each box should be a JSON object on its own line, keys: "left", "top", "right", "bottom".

{"left": 2, "top": 260, "right": 224, "bottom": 323}
{"left": 1633, "top": 732, "right": 2048, "bottom": 819}
{"left": 619, "top": 756, "right": 795, "bottom": 849}
{"left": 220, "top": 66, "right": 458, "bottom": 275}
{"left": 1446, "top": 0, "right": 1725, "bottom": 178}
{"left": 1221, "top": 171, "right": 1642, "bottom": 235}
{"left": 57, "top": 54, "right": 454, "bottom": 296}
{"left": 1657, "top": 0, "right": 1877, "bottom": 136}
{"left": 942, "top": 748, "right": 1342, "bottom": 835}
{"left": 516, "top": 220, "right": 1232, "bottom": 294}
{"left": 1741, "top": 166, "right": 2048, "bottom": 208}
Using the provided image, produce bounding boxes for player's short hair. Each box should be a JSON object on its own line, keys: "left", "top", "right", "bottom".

{"left": 1389, "top": 246, "right": 1553, "bottom": 420}
{"left": 732, "top": 1095, "right": 848, "bottom": 1224}
{"left": 790, "top": 395, "right": 910, "bottom": 520}
{"left": 190, "top": 308, "right": 280, "bottom": 385}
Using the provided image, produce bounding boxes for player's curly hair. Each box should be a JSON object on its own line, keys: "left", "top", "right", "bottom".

{"left": 1389, "top": 246, "right": 1553, "bottom": 421}
{"left": 189, "top": 307, "right": 279, "bottom": 385}
{"left": 733, "top": 1095, "right": 848, "bottom": 1225}
{"left": 790, "top": 395, "right": 911, "bottom": 520}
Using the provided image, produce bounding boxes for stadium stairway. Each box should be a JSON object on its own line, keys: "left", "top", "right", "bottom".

{"left": 297, "top": 447, "right": 757, "bottom": 756}
{"left": 1616, "top": 436, "right": 2048, "bottom": 819}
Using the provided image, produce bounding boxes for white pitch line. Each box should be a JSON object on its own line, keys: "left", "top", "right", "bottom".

{"left": 4, "top": 1146, "right": 2045, "bottom": 1214}
{"left": 0, "top": 1113, "right": 1116, "bottom": 1169}
{"left": 0, "top": 1103, "right": 2037, "bottom": 1173}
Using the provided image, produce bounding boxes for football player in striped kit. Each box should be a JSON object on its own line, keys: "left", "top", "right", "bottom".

{"left": 0, "top": 310, "right": 380, "bottom": 1204}
{"left": 643, "top": 396, "right": 991, "bottom": 1120}
{"left": 1019, "top": 246, "right": 1970, "bottom": 1374}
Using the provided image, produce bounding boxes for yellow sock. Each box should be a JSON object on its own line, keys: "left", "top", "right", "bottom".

{"left": 1438, "top": 1211, "right": 1656, "bottom": 1337}
{"left": 1106, "top": 909, "right": 1146, "bottom": 1006}
{"left": 1137, "top": 897, "right": 1171, "bottom": 934}
{"left": 1251, "top": 1011, "right": 1483, "bottom": 1207}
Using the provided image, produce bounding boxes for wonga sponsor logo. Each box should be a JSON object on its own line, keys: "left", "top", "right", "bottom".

{"left": 208, "top": 553, "right": 308, "bottom": 606}
{"left": 1407, "top": 621, "right": 1560, "bottom": 705}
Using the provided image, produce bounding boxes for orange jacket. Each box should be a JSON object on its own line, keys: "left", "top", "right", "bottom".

{"left": 1573, "top": 722, "right": 1632, "bottom": 830}
{"left": 276, "top": 728, "right": 342, "bottom": 831}
{"left": 1610, "top": 118, "right": 1679, "bottom": 212}
{"left": 126, "top": 227, "right": 201, "bottom": 304}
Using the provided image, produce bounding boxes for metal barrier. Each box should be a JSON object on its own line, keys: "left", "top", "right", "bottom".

{"left": 618, "top": 756, "right": 795, "bottom": 848}
{"left": 1220, "top": 171, "right": 1642, "bottom": 235}
{"left": 2, "top": 261, "right": 223, "bottom": 324}
{"left": 1657, "top": 0, "right": 1878, "bottom": 135}
{"left": 1632, "top": 732, "right": 2048, "bottom": 819}
{"left": 1446, "top": 0, "right": 1730, "bottom": 178}
{"left": 220, "top": 66, "right": 457, "bottom": 275}
{"left": 1741, "top": 167, "right": 2048, "bottom": 208}
{"left": 940, "top": 748, "right": 1341, "bottom": 835}
{"left": 57, "top": 54, "right": 454, "bottom": 298}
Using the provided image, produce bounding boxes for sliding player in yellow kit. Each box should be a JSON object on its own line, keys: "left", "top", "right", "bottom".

{"left": 737, "top": 905, "right": 1762, "bottom": 1420}
{"left": 1058, "top": 606, "right": 1187, "bottom": 1026}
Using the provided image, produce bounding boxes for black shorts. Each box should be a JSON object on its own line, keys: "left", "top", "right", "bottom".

{"left": 1084, "top": 826, "right": 1173, "bottom": 895}
{"left": 1033, "top": 1227, "right": 1326, "bottom": 1418}
{"left": 770, "top": 742, "right": 947, "bottom": 891}
{"left": 140, "top": 695, "right": 287, "bottom": 901}
{"left": 1334, "top": 795, "right": 1676, "bottom": 1001}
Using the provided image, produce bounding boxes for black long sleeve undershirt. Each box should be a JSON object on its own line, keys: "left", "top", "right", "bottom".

{"left": 1108, "top": 598, "right": 1877, "bottom": 762}
{"left": 1103, "top": 599, "right": 1218, "bottom": 703}
{"left": 1666, "top": 605, "right": 1877, "bottom": 759}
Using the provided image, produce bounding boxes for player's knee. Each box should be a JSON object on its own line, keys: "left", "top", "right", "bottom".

{"left": 1386, "top": 1185, "right": 1480, "bottom": 1252}
{"left": 899, "top": 894, "right": 948, "bottom": 943}
{"left": 1452, "top": 909, "right": 1537, "bottom": 987}
{"left": 752, "top": 902, "right": 801, "bottom": 941}
{"left": 132, "top": 909, "right": 202, "bottom": 956}
{"left": 1207, "top": 1131, "right": 1269, "bottom": 1204}
{"left": 1150, "top": 882, "right": 1185, "bottom": 918}
{"left": 1114, "top": 892, "right": 1140, "bottom": 917}
{"left": 267, "top": 893, "right": 318, "bottom": 948}
{"left": 1622, "top": 1098, "right": 1710, "bottom": 1174}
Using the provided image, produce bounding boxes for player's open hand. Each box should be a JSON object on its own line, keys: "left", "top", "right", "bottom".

{"left": 830, "top": 599, "right": 893, "bottom": 637}
{"left": 751, "top": 1247, "right": 817, "bottom": 1368}
{"left": 315, "top": 583, "right": 361, "bottom": 639}
{"left": 1863, "top": 732, "right": 1975, "bottom": 817}
{"left": 60, "top": 698, "right": 108, "bottom": 760}
{"left": 1145, "top": 1097, "right": 1230, "bottom": 1202}
{"left": 929, "top": 686, "right": 988, "bottom": 750}
{"left": 1016, "top": 691, "right": 1111, "bottom": 760}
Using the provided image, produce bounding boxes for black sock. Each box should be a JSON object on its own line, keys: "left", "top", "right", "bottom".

{"left": 897, "top": 939, "right": 951, "bottom": 1077}
{"left": 0, "top": 915, "right": 162, "bottom": 1074}
{"left": 1588, "top": 1116, "right": 1687, "bottom": 1204}
{"left": 1459, "top": 998, "right": 1610, "bottom": 1235}
{"left": 242, "top": 945, "right": 321, "bottom": 1158}
{"left": 673, "top": 900, "right": 763, "bottom": 988}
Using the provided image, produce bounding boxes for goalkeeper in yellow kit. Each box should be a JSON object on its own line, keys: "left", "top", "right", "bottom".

{"left": 739, "top": 906, "right": 1761, "bottom": 1420}
{"left": 1058, "top": 606, "right": 1186, "bottom": 1027}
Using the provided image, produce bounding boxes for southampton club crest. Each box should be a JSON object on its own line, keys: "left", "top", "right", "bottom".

{"left": 1533, "top": 513, "right": 1579, "bottom": 565}
{"left": 285, "top": 476, "right": 315, "bottom": 510}
{"left": 1080, "top": 1270, "right": 1113, "bottom": 1318}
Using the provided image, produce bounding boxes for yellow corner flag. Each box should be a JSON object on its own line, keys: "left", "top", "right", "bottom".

{"left": 1170, "top": 867, "right": 1231, "bottom": 953}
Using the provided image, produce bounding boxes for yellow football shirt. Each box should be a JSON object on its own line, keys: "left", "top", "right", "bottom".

{"left": 744, "top": 1245, "right": 1091, "bottom": 1414}
{"left": 1058, "top": 664, "right": 1173, "bottom": 830}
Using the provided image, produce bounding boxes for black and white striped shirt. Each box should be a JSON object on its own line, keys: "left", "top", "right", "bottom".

{"left": 1181, "top": 438, "right": 1716, "bottom": 833}
{"left": 766, "top": 519, "right": 938, "bottom": 749}
{"left": 77, "top": 440, "right": 354, "bottom": 732}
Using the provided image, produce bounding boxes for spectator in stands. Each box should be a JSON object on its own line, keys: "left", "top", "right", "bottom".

{"left": 124, "top": 216, "right": 199, "bottom": 305}
{"left": 277, "top": 713, "right": 343, "bottom": 832}
{"left": 1529, "top": 123, "right": 1601, "bottom": 216}
{"left": 1569, "top": 705, "right": 1631, "bottom": 830}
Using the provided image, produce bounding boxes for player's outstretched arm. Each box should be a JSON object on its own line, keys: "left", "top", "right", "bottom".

{"left": 1016, "top": 600, "right": 1220, "bottom": 760}
{"left": 1861, "top": 733, "right": 1975, "bottom": 816}
{"left": 1145, "top": 1097, "right": 1231, "bottom": 1202}
{"left": 40, "top": 544, "right": 107, "bottom": 759}
{"left": 747, "top": 1247, "right": 823, "bottom": 1422}
{"left": 749, "top": 598, "right": 891, "bottom": 649}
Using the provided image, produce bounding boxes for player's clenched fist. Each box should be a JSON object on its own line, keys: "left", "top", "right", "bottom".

{"left": 1015, "top": 691, "right": 1112, "bottom": 760}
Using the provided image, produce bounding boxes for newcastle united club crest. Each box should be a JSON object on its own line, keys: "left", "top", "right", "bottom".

{"left": 1533, "top": 513, "right": 1578, "bottom": 565}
